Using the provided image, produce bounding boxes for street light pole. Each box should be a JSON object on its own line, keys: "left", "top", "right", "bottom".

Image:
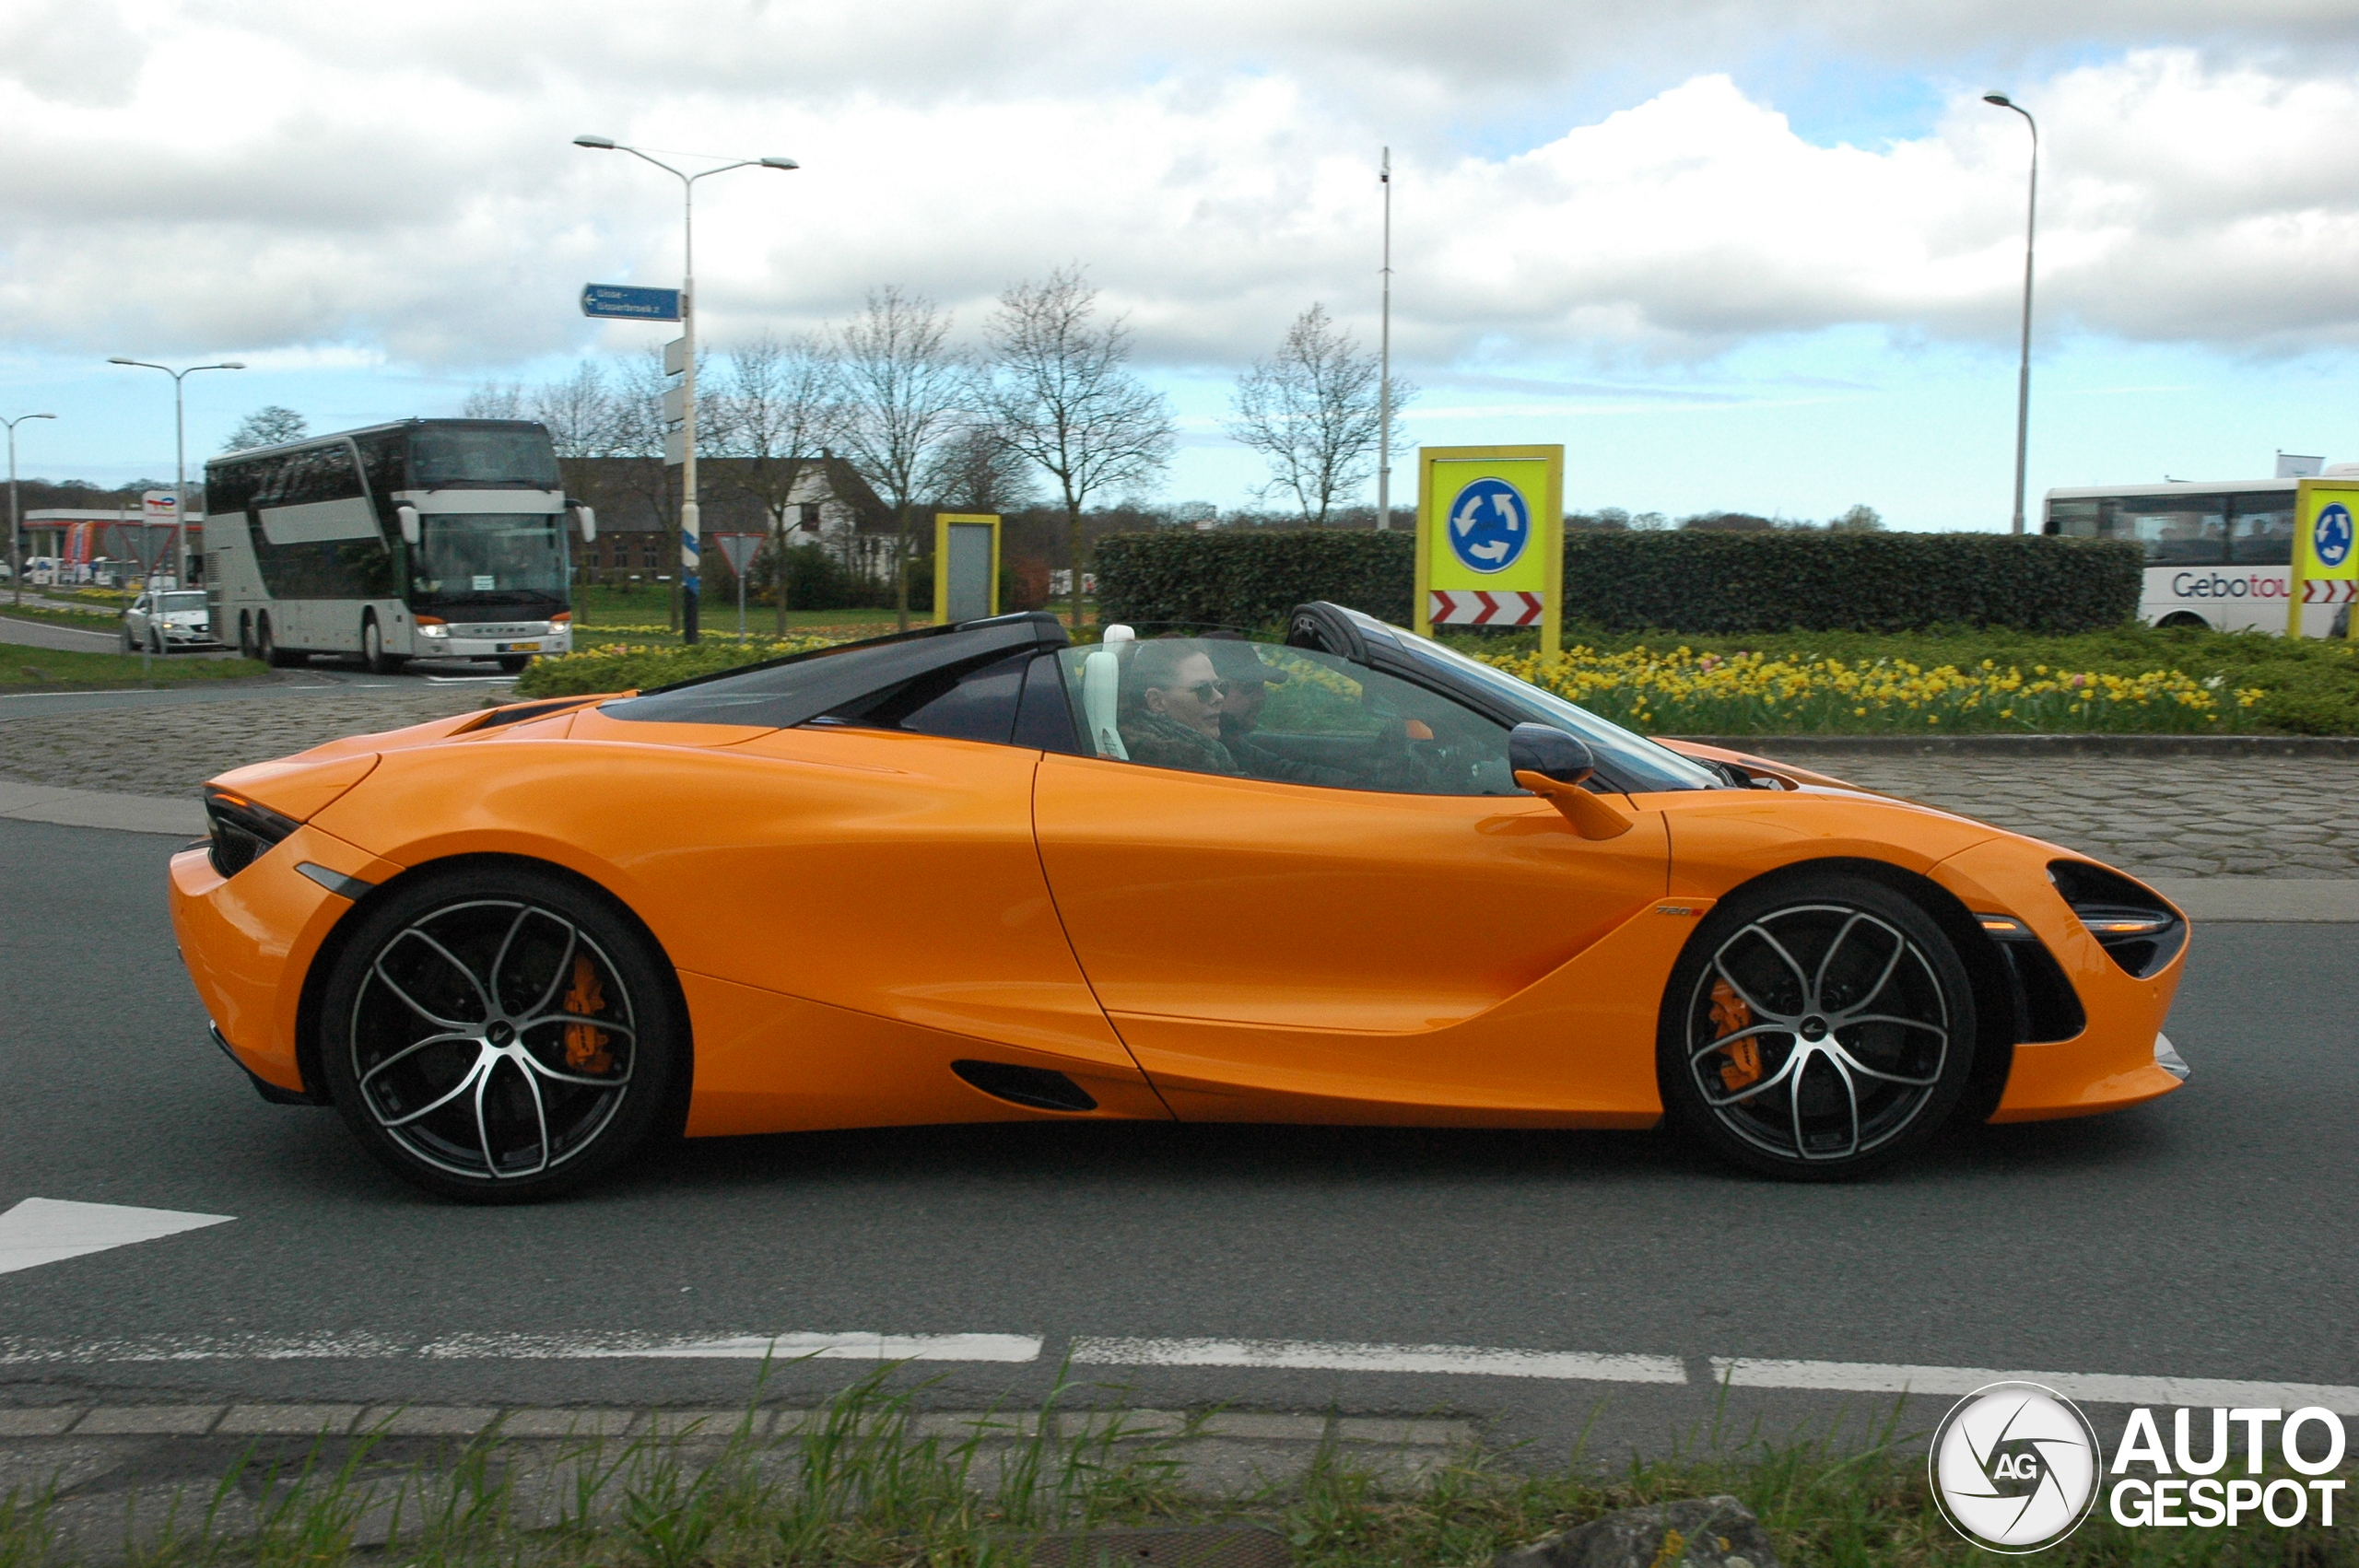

{"left": 5, "top": 412, "right": 57, "bottom": 607}
{"left": 1376, "top": 146, "right": 1393, "bottom": 532}
{"left": 1984, "top": 93, "right": 2039, "bottom": 535}
{"left": 574, "top": 136, "right": 798, "bottom": 644}
{"left": 107, "top": 357, "right": 244, "bottom": 583}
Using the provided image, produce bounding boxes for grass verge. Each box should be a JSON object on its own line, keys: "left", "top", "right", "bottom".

{"left": 0, "top": 646, "right": 268, "bottom": 690}
{"left": 0, "top": 1375, "right": 2349, "bottom": 1567}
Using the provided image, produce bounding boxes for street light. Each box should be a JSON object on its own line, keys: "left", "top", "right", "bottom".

{"left": 574, "top": 135, "right": 798, "bottom": 644}
{"left": 106, "top": 357, "right": 245, "bottom": 585}
{"left": 1984, "top": 92, "right": 2038, "bottom": 535}
{"left": 5, "top": 412, "right": 57, "bottom": 607}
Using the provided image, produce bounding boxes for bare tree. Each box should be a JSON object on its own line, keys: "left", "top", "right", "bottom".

{"left": 834, "top": 287, "right": 971, "bottom": 630}
{"left": 711, "top": 332, "right": 846, "bottom": 636}
{"left": 983, "top": 267, "right": 1173, "bottom": 626}
{"left": 529, "top": 363, "right": 616, "bottom": 460}
{"left": 220, "top": 406, "right": 308, "bottom": 453}
{"left": 462, "top": 383, "right": 526, "bottom": 420}
{"left": 1226, "top": 303, "right": 1411, "bottom": 528}
{"left": 922, "top": 424, "right": 1036, "bottom": 516}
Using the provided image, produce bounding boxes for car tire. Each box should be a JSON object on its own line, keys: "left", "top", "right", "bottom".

{"left": 256, "top": 615, "right": 304, "bottom": 668}
{"left": 1657, "top": 872, "right": 1977, "bottom": 1181}
{"left": 121, "top": 628, "right": 136, "bottom": 653}
{"left": 362, "top": 615, "right": 405, "bottom": 675}
{"left": 149, "top": 626, "right": 168, "bottom": 657}
{"left": 317, "top": 865, "right": 685, "bottom": 1204}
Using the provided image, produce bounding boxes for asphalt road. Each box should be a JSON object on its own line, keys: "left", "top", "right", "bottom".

{"left": 2, "top": 815, "right": 2352, "bottom": 1460}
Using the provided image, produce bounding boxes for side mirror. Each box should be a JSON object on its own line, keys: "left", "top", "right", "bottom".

{"left": 395, "top": 504, "right": 421, "bottom": 546}
{"left": 1508, "top": 723, "right": 1633, "bottom": 840}
{"left": 1508, "top": 723, "right": 1595, "bottom": 786}
{"left": 572, "top": 501, "right": 596, "bottom": 543}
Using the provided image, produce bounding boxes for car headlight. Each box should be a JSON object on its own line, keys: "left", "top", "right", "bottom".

{"left": 203, "top": 788, "right": 299, "bottom": 878}
{"left": 2048, "top": 860, "right": 2186, "bottom": 978}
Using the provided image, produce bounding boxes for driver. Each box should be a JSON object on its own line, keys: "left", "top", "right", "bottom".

{"left": 1118, "top": 639, "right": 1243, "bottom": 775}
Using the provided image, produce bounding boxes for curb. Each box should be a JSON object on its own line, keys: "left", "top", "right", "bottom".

{"left": 0, "top": 782, "right": 203, "bottom": 837}
{"left": 1677, "top": 733, "right": 2359, "bottom": 758}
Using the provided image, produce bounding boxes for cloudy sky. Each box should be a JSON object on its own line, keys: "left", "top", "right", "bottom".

{"left": 4, "top": 0, "right": 2357, "bottom": 526}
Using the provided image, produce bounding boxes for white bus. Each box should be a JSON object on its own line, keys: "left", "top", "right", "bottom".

{"left": 205, "top": 418, "right": 593, "bottom": 673}
{"left": 2043, "top": 476, "right": 2354, "bottom": 636}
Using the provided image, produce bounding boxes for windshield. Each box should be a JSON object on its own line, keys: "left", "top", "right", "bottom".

{"left": 158, "top": 591, "right": 207, "bottom": 614}
{"left": 1388, "top": 624, "right": 1723, "bottom": 793}
{"left": 409, "top": 513, "right": 569, "bottom": 614}
{"left": 408, "top": 427, "right": 560, "bottom": 489}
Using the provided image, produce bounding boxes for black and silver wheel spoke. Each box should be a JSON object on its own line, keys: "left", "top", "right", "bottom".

{"left": 1686, "top": 902, "right": 1950, "bottom": 1164}
{"left": 349, "top": 899, "right": 636, "bottom": 1181}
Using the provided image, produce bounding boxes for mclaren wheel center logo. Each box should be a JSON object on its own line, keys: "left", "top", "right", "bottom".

{"left": 1931, "top": 1383, "right": 2103, "bottom": 1552}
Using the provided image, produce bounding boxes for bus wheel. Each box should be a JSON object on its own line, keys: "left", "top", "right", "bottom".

{"left": 497, "top": 655, "right": 531, "bottom": 673}
{"left": 362, "top": 614, "right": 405, "bottom": 675}
{"left": 2156, "top": 613, "right": 2208, "bottom": 631}
{"left": 257, "top": 614, "right": 304, "bottom": 669}
{"left": 238, "top": 614, "right": 256, "bottom": 660}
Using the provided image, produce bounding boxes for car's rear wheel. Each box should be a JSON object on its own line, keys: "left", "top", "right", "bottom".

{"left": 318, "top": 866, "right": 684, "bottom": 1202}
{"left": 1658, "top": 873, "right": 1975, "bottom": 1180}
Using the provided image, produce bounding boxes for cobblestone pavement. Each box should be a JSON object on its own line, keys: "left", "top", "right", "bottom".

{"left": 0, "top": 693, "right": 2348, "bottom": 878}
{"left": 1784, "top": 754, "right": 2357, "bottom": 881}
{"left": 0, "top": 690, "right": 495, "bottom": 797}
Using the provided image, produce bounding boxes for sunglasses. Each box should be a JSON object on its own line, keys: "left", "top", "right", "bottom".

{"left": 1158, "top": 679, "right": 1231, "bottom": 702}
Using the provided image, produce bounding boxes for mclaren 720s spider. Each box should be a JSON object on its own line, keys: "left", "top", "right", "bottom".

{"left": 170, "top": 603, "right": 2189, "bottom": 1200}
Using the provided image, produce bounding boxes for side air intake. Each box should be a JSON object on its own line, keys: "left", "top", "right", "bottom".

{"left": 951, "top": 1060, "right": 1098, "bottom": 1113}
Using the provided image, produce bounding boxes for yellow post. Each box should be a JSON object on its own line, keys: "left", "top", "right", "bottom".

{"left": 2290, "top": 480, "right": 2359, "bottom": 638}
{"left": 933, "top": 513, "right": 1002, "bottom": 625}
{"left": 1414, "top": 445, "right": 1564, "bottom": 660}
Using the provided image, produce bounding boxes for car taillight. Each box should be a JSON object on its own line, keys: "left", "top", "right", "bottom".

{"left": 204, "top": 788, "right": 299, "bottom": 878}
{"left": 2048, "top": 860, "right": 2187, "bottom": 978}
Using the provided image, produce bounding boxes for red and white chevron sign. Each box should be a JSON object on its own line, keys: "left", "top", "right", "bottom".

{"left": 1429, "top": 590, "right": 1543, "bottom": 626}
{"left": 2301, "top": 579, "right": 2359, "bottom": 603}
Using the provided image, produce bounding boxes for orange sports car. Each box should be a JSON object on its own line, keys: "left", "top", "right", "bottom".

{"left": 170, "top": 603, "right": 2189, "bottom": 1201}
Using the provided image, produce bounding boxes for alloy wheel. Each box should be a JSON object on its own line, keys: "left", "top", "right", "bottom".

{"left": 348, "top": 898, "right": 637, "bottom": 1180}
{"left": 1682, "top": 902, "right": 1950, "bottom": 1164}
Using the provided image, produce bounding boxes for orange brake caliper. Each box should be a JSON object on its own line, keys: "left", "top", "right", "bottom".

{"left": 1710, "top": 978, "right": 1762, "bottom": 1091}
{"left": 562, "top": 955, "right": 614, "bottom": 1074}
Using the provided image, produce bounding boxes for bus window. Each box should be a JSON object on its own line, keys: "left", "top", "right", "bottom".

{"left": 409, "top": 427, "right": 562, "bottom": 489}
{"left": 2230, "top": 494, "right": 2294, "bottom": 565}
{"left": 2115, "top": 494, "right": 2227, "bottom": 565}
{"left": 2046, "top": 498, "right": 2101, "bottom": 537}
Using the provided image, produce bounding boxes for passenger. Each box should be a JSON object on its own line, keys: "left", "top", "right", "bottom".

{"left": 1118, "top": 639, "right": 1243, "bottom": 775}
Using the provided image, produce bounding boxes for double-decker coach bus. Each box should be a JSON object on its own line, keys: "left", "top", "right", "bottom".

{"left": 205, "top": 418, "right": 593, "bottom": 673}
{"left": 2043, "top": 476, "right": 2352, "bottom": 636}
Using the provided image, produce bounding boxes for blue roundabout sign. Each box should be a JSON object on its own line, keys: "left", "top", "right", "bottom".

{"left": 1446, "top": 478, "right": 1531, "bottom": 575}
{"left": 2315, "top": 503, "right": 2353, "bottom": 569}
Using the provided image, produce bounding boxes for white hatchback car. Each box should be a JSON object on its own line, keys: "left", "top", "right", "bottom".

{"left": 122, "top": 590, "right": 218, "bottom": 654}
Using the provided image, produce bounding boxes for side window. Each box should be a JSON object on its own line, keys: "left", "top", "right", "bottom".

{"left": 2117, "top": 496, "right": 2228, "bottom": 565}
{"left": 1055, "top": 638, "right": 1514, "bottom": 795}
{"left": 2229, "top": 495, "right": 2294, "bottom": 565}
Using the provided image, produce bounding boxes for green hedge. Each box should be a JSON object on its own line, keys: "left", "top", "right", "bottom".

{"left": 1095, "top": 532, "right": 1414, "bottom": 630}
{"left": 1094, "top": 530, "right": 2142, "bottom": 635}
{"left": 1559, "top": 532, "right": 2142, "bottom": 634}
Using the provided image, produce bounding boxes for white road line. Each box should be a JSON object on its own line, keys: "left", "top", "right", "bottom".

{"left": 0, "top": 1199, "right": 234, "bottom": 1276}
{"left": 0, "top": 1330, "right": 1042, "bottom": 1364}
{"left": 1714, "top": 1358, "right": 2359, "bottom": 1414}
{"left": 1070, "top": 1337, "right": 1687, "bottom": 1384}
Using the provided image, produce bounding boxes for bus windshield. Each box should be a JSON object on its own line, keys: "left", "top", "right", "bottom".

{"left": 410, "top": 513, "right": 568, "bottom": 613}
{"left": 408, "top": 427, "right": 562, "bottom": 489}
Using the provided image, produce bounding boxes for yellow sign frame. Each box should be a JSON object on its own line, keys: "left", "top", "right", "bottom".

{"left": 933, "top": 512, "right": 1002, "bottom": 625}
{"left": 1414, "top": 445, "right": 1565, "bottom": 660}
{"left": 2287, "top": 480, "right": 2359, "bottom": 638}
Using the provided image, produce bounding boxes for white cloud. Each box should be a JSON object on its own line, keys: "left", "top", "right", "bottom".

{"left": 3, "top": 3, "right": 2358, "bottom": 378}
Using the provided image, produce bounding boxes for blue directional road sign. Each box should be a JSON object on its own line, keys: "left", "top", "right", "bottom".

{"left": 581, "top": 284, "right": 682, "bottom": 322}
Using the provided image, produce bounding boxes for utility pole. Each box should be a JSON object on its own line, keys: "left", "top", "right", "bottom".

{"left": 1984, "top": 93, "right": 2039, "bottom": 535}
{"left": 1376, "top": 147, "right": 1394, "bottom": 532}
{"left": 5, "top": 413, "right": 57, "bottom": 607}
{"left": 106, "top": 358, "right": 243, "bottom": 585}
{"left": 573, "top": 136, "right": 798, "bottom": 643}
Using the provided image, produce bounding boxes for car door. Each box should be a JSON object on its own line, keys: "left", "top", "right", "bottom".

{"left": 1032, "top": 639, "right": 1670, "bottom": 1119}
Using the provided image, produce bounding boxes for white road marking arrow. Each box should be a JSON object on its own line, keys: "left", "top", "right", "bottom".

{"left": 0, "top": 1198, "right": 235, "bottom": 1277}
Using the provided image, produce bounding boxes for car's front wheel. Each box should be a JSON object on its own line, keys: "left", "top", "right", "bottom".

{"left": 318, "top": 866, "right": 685, "bottom": 1202}
{"left": 1658, "top": 873, "right": 1976, "bottom": 1180}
